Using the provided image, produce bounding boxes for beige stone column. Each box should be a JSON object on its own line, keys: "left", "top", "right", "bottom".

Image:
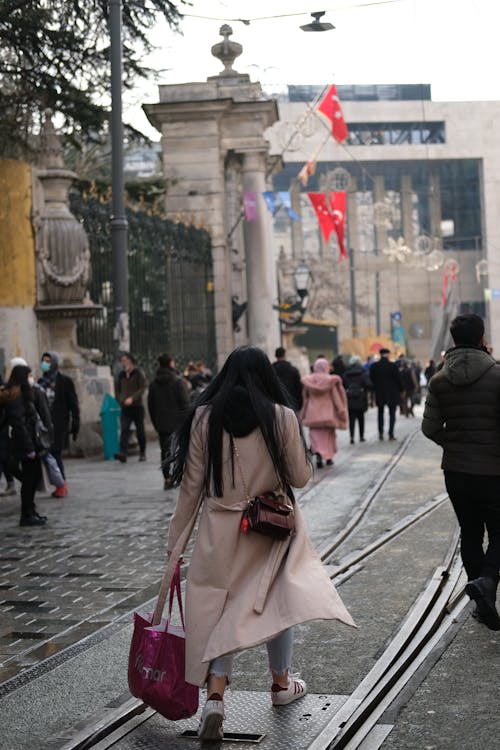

{"left": 401, "top": 174, "right": 414, "bottom": 245}
{"left": 429, "top": 174, "right": 441, "bottom": 239}
{"left": 290, "top": 183, "right": 303, "bottom": 260}
{"left": 241, "top": 150, "right": 280, "bottom": 355}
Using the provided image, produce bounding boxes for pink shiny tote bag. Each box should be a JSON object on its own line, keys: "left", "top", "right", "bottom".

{"left": 128, "top": 563, "right": 199, "bottom": 720}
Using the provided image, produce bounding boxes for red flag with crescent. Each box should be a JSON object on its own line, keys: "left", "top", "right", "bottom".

{"left": 329, "top": 191, "right": 348, "bottom": 260}
{"left": 307, "top": 192, "right": 336, "bottom": 242}
{"left": 318, "top": 84, "right": 349, "bottom": 144}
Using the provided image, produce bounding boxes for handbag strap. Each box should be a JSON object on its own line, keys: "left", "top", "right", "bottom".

{"left": 231, "top": 435, "right": 287, "bottom": 502}
{"left": 231, "top": 435, "right": 251, "bottom": 504}
{"left": 167, "top": 562, "right": 186, "bottom": 629}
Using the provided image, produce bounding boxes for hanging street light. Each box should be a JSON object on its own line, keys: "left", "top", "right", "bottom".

{"left": 300, "top": 11, "right": 335, "bottom": 32}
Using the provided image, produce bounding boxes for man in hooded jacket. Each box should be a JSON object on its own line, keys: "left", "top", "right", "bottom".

{"left": 422, "top": 313, "right": 500, "bottom": 630}
{"left": 38, "top": 352, "right": 80, "bottom": 498}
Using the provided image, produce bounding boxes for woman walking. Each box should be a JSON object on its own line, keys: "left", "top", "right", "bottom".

{"left": 4, "top": 365, "right": 52, "bottom": 526}
{"left": 343, "top": 355, "right": 372, "bottom": 444}
{"left": 301, "top": 357, "right": 348, "bottom": 467}
{"left": 163, "top": 346, "right": 354, "bottom": 741}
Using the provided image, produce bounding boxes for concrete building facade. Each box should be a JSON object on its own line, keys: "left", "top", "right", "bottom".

{"left": 266, "top": 85, "right": 498, "bottom": 360}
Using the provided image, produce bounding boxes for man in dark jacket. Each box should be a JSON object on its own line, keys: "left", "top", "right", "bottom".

{"left": 148, "top": 353, "right": 189, "bottom": 489}
{"left": 343, "top": 355, "right": 372, "bottom": 443}
{"left": 272, "top": 347, "right": 303, "bottom": 411}
{"left": 38, "top": 351, "right": 80, "bottom": 497}
{"left": 369, "top": 348, "right": 403, "bottom": 440}
{"left": 422, "top": 314, "right": 500, "bottom": 630}
{"left": 115, "top": 352, "right": 147, "bottom": 463}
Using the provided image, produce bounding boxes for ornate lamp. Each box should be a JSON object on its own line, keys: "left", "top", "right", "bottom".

{"left": 293, "top": 262, "right": 312, "bottom": 299}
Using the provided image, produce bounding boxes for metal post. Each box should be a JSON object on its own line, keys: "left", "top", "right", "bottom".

{"left": 375, "top": 270, "right": 381, "bottom": 335}
{"left": 110, "top": 0, "right": 129, "bottom": 353}
{"left": 349, "top": 246, "right": 357, "bottom": 338}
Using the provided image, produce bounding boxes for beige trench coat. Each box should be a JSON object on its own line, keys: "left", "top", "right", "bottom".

{"left": 165, "top": 405, "right": 355, "bottom": 687}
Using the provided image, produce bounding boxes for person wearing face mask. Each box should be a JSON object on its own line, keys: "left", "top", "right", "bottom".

{"left": 38, "top": 352, "right": 80, "bottom": 498}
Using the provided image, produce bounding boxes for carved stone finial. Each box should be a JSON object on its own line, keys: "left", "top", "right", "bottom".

{"left": 211, "top": 24, "right": 243, "bottom": 76}
{"left": 38, "top": 111, "right": 65, "bottom": 169}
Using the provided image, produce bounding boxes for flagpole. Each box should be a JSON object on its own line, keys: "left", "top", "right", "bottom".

{"left": 349, "top": 246, "right": 357, "bottom": 338}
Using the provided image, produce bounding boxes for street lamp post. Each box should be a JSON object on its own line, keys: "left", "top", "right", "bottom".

{"left": 274, "top": 261, "right": 311, "bottom": 326}
{"left": 293, "top": 261, "right": 311, "bottom": 301}
{"left": 109, "top": 0, "right": 129, "bottom": 353}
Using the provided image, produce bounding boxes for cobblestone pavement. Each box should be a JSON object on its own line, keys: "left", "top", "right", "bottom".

{"left": 0, "top": 446, "right": 176, "bottom": 684}
{"left": 0, "top": 408, "right": 423, "bottom": 686}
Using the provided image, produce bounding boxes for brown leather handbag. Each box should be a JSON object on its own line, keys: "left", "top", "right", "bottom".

{"left": 232, "top": 436, "right": 295, "bottom": 541}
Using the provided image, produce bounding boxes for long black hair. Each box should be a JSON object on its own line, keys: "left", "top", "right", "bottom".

{"left": 7, "top": 365, "right": 32, "bottom": 404}
{"left": 171, "top": 346, "right": 306, "bottom": 496}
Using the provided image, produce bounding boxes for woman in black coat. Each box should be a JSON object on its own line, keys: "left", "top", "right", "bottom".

{"left": 5, "top": 365, "right": 52, "bottom": 526}
{"left": 343, "top": 356, "right": 372, "bottom": 443}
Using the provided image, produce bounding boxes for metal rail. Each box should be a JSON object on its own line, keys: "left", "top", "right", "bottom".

{"left": 308, "top": 530, "right": 465, "bottom": 750}
{"left": 59, "top": 527, "right": 463, "bottom": 750}
{"left": 328, "top": 492, "right": 448, "bottom": 579}
{"left": 317, "top": 429, "right": 420, "bottom": 562}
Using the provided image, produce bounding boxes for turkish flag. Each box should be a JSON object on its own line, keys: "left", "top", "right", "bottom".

{"left": 329, "top": 191, "right": 348, "bottom": 260}
{"left": 318, "top": 84, "right": 349, "bottom": 143}
{"left": 307, "top": 193, "right": 335, "bottom": 242}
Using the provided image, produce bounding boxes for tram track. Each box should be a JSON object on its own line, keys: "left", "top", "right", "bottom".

{"left": 56, "top": 427, "right": 459, "bottom": 750}
{"left": 57, "top": 515, "right": 463, "bottom": 750}
{"left": 309, "top": 531, "right": 466, "bottom": 750}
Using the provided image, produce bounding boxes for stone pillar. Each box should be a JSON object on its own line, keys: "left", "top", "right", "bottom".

{"left": 143, "top": 25, "right": 279, "bottom": 367}
{"left": 241, "top": 150, "right": 279, "bottom": 355}
{"left": 290, "top": 183, "right": 303, "bottom": 260}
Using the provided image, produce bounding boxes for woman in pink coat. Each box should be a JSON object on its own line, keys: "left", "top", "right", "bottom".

{"left": 165, "top": 347, "right": 355, "bottom": 741}
{"left": 301, "top": 357, "right": 348, "bottom": 468}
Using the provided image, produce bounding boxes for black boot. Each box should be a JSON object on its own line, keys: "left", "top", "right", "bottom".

{"left": 316, "top": 454, "right": 323, "bottom": 469}
{"left": 20, "top": 515, "right": 47, "bottom": 527}
{"left": 465, "top": 576, "right": 500, "bottom": 630}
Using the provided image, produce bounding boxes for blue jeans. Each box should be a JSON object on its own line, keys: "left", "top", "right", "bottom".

{"left": 208, "top": 627, "right": 293, "bottom": 682}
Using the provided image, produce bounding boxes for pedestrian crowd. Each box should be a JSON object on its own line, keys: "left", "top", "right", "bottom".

{"left": 270, "top": 346, "right": 425, "bottom": 469}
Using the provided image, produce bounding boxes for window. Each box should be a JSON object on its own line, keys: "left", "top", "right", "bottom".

{"left": 347, "top": 122, "right": 445, "bottom": 146}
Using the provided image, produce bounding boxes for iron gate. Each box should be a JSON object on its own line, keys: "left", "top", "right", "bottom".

{"left": 71, "top": 192, "right": 216, "bottom": 376}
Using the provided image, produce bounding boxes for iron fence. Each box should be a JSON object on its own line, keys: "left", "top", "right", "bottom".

{"left": 70, "top": 191, "right": 216, "bottom": 377}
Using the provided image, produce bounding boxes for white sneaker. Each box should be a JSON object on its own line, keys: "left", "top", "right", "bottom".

{"left": 197, "top": 697, "right": 224, "bottom": 741}
{"left": 271, "top": 674, "right": 307, "bottom": 706}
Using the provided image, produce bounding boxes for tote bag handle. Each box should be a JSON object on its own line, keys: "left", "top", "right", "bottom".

{"left": 167, "top": 562, "right": 186, "bottom": 629}
{"left": 152, "top": 489, "right": 204, "bottom": 626}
